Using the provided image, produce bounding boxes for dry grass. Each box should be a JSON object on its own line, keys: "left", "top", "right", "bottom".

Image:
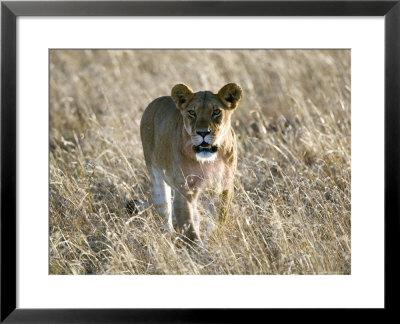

{"left": 49, "top": 49, "right": 350, "bottom": 275}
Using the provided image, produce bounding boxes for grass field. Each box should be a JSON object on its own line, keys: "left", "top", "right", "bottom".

{"left": 49, "top": 49, "right": 351, "bottom": 275}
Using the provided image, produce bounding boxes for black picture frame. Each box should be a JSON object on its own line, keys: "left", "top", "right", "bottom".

{"left": 1, "top": 0, "right": 399, "bottom": 322}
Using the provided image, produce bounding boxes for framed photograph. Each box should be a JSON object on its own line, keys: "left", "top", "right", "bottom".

{"left": 1, "top": 0, "right": 398, "bottom": 322}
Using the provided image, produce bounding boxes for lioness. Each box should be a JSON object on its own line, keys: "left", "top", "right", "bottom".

{"left": 140, "top": 83, "right": 242, "bottom": 243}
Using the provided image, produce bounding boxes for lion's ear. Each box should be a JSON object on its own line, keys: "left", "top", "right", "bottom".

{"left": 217, "top": 83, "right": 242, "bottom": 109}
{"left": 171, "top": 84, "right": 194, "bottom": 109}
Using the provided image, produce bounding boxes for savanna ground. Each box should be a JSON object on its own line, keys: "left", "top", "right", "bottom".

{"left": 49, "top": 49, "right": 351, "bottom": 275}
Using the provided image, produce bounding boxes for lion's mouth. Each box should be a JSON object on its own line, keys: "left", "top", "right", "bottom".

{"left": 193, "top": 142, "right": 218, "bottom": 153}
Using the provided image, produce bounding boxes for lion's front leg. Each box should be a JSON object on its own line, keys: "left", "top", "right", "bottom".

{"left": 148, "top": 167, "right": 173, "bottom": 232}
{"left": 217, "top": 185, "right": 233, "bottom": 223}
{"left": 173, "top": 191, "right": 201, "bottom": 243}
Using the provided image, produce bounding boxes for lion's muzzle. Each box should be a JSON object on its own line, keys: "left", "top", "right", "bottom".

{"left": 193, "top": 142, "right": 218, "bottom": 154}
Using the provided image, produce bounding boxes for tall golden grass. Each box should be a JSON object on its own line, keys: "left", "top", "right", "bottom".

{"left": 49, "top": 49, "right": 350, "bottom": 274}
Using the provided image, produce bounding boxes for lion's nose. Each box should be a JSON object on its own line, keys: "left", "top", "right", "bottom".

{"left": 197, "top": 130, "right": 210, "bottom": 138}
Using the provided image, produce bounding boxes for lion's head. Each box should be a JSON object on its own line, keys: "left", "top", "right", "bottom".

{"left": 171, "top": 83, "right": 242, "bottom": 162}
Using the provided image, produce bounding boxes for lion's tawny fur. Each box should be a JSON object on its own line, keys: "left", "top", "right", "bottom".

{"left": 140, "top": 83, "right": 242, "bottom": 243}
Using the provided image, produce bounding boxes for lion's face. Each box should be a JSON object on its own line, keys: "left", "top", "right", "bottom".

{"left": 182, "top": 92, "right": 231, "bottom": 162}
{"left": 172, "top": 83, "right": 242, "bottom": 162}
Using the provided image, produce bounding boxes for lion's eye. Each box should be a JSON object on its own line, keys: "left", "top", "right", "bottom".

{"left": 213, "top": 109, "right": 221, "bottom": 117}
{"left": 188, "top": 110, "right": 196, "bottom": 117}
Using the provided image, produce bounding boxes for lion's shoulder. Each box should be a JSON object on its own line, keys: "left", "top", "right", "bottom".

{"left": 141, "top": 96, "right": 180, "bottom": 127}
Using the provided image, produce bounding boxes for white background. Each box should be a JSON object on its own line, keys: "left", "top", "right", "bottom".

{"left": 18, "top": 17, "right": 384, "bottom": 308}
